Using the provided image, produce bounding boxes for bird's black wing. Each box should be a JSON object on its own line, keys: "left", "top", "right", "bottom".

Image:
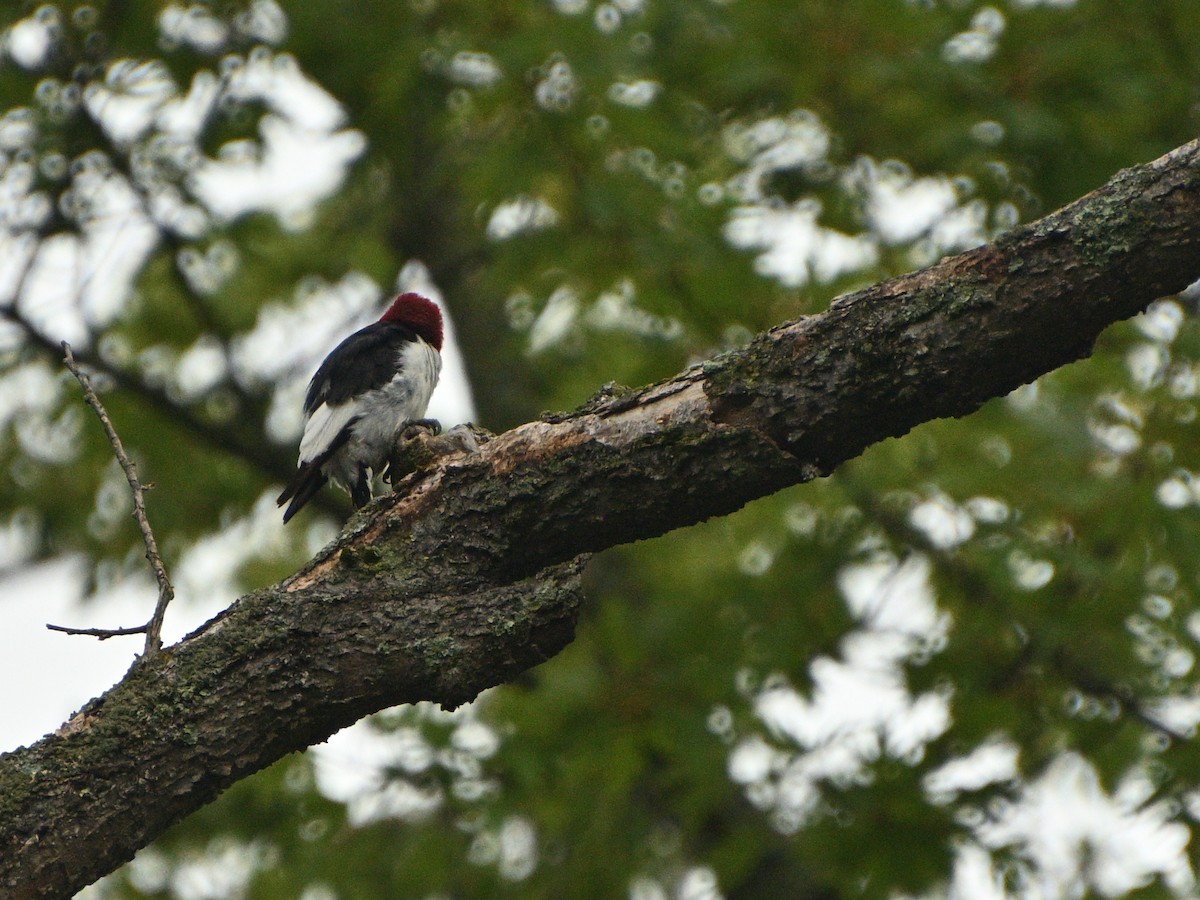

{"left": 303, "top": 321, "right": 419, "bottom": 413}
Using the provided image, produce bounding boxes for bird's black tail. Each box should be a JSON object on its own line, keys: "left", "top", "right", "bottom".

{"left": 278, "top": 463, "right": 329, "bottom": 524}
{"left": 277, "top": 421, "right": 356, "bottom": 523}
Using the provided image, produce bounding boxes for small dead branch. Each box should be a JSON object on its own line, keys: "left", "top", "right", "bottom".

{"left": 45, "top": 623, "right": 149, "bottom": 640}
{"left": 47, "top": 342, "right": 175, "bottom": 658}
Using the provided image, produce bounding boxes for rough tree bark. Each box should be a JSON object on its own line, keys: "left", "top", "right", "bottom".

{"left": 3, "top": 138, "right": 1200, "bottom": 898}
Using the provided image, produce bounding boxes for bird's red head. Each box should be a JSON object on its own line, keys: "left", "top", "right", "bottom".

{"left": 380, "top": 292, "right": 444, "bottom": 351}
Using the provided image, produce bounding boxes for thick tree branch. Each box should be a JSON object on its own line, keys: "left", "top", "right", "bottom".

{"left": 3, "top": 138, "right": 1200, "bottom": 898}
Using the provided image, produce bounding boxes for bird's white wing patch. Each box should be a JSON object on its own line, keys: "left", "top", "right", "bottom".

{"left": 298, "top": 400, "right": 359, "bottom": 464}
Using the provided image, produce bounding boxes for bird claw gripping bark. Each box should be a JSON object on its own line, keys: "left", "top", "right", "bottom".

{"left": 385, "top": 422, "right": 493, "bottom": 486}
{"left": 399, "top": 417, "right": 443, "bottom": 441}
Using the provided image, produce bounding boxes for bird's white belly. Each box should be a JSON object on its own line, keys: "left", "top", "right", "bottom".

{"left": 314, "top": 338, "right": 441, "bottom": 492}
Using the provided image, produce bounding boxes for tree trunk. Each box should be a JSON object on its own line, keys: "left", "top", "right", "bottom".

{"left": 4, "top": 138, "right": 1200, "bottom": 899}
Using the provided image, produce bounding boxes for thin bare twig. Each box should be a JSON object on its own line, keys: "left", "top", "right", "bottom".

{"left": 45, "top": 623, "right": 150, "bottom": 641}
{"left": 48, "top": 342, "right": 175, "bottom": 658}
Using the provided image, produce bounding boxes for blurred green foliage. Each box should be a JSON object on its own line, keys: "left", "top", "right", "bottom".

{"left": 3, "top": 0, "right": 1200, "bottom": 896}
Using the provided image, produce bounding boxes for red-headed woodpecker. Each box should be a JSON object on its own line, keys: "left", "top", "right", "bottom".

{"left": 277, "top": 292, "right": 444, "bottom": 523}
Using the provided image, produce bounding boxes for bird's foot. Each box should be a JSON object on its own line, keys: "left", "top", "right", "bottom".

{"left": 385, "top": 422, "right": 491, "bottom": 485}
{"left": 401, "top": 418, "right": 442, "bottom": 440}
